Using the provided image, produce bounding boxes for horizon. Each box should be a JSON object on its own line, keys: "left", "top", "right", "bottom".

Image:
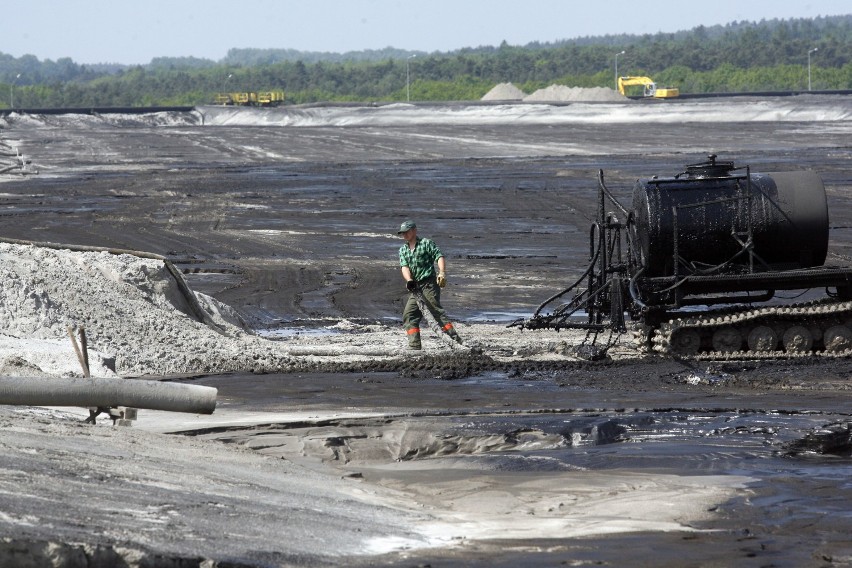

{"left": 1, "top": 0, "right": 849, "bottom": 66}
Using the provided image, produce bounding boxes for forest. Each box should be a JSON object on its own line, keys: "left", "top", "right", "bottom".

{"left": 1, "top": 14, "right": 850, "bottom": 108}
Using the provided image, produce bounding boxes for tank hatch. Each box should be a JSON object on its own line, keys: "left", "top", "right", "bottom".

{"left": 683, "top": 154, "right": 736, "bottom": 178}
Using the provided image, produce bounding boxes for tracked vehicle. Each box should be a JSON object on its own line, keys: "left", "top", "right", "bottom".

{"left": 515, "top": 155, "right": 852, "bottom": 358}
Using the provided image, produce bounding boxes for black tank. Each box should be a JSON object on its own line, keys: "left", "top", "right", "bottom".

{"left": 631, "top": 156, "right": 828, "bottom": 277}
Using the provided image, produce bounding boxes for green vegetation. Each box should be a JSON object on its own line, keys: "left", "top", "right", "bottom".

{"left": 1, "top": 15, "right": 850, "bottom": 108}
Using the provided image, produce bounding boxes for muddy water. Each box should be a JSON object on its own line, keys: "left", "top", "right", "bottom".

{"left": 185, "top": 367, "right": 852, "bottom": 566}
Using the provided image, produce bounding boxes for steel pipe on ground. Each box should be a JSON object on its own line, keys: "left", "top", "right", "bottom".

{"left": 0, "top": 377, "right": 217, "bottom": 414}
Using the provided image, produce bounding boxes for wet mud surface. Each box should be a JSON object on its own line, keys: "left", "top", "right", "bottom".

{"left": 192, "top": 365, "right": 852, "bottom": 567}
{"left": 1, "top": 101, "right": 851, "bottom": 566}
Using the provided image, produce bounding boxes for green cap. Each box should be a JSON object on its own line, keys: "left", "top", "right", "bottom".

{"left": 397, "top": 220, "right": 416, "bottom": 234}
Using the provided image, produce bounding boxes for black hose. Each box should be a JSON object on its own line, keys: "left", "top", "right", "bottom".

{"left": 533, "top": 223, "right": 603, "bottom": 317}
{"left": 628, "top": 266, "right": 647, "bottom": 309}
{"left": 597, "top": 170, "right": 629, "bottom": 218}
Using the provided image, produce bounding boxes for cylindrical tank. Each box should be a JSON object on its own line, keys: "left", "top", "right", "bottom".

{"left": 632, "top": 158, "right": 828, "bottom": 278}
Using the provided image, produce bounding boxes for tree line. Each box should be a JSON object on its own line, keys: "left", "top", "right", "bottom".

{"left": 1, "top": 14, "right": 850, "bottom": 108}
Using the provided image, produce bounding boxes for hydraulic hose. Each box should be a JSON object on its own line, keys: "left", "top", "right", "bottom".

{"left": 532, "top": 225, "right": 603, "bottom": 318}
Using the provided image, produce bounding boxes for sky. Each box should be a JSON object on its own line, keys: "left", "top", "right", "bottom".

{"left": 2, "top": 0, "right": 849, "bottom": 65}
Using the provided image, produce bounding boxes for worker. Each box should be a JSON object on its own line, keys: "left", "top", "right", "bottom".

{"left": 397, "top": 220, "right": 462, "bottom": 349}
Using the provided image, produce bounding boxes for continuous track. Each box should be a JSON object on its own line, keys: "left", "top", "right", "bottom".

{"left": 648, "top": 299, "right": 852, "bottom": 359}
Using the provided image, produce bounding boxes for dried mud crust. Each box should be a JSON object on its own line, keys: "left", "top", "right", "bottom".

{"left": 274, "top": 334, "right": 852, "bottom": 394}
{"left": 334, "top": 349, "right": 499, "bottom": 379}
{"left": 265, "top": 319, "right": 645, "bottom": 379}
{"left": 289, "top": 348, "right": 630, "bottom": 379}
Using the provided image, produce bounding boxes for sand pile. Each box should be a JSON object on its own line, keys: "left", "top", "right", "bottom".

{"left": 0, "top": 242, "right": 294, "bottom": 377}
{"left": 523, "top": 85, "right": 627, "bottom": 102}
{"left": 481, "top": 82, "right": 526, "bottom": 101}
{"left": 481, "top": 83, "right": 627, "bottom": 103}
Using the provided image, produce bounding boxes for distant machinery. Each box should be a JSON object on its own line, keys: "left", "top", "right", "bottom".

{"left": 213, "top": 91, "right": 285, "bottom": 106}
{"left": 617, "top": 76, "right": 679, "bottom": 99}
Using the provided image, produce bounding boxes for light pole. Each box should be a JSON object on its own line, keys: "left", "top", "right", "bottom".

{"left": 808, "top": 48, "right": 818, "bottom": 91}
{"left": 220, "top": 73, "right": 233, "bottom": 104}
{"left": 406, "top": 54, "right": 416, "bottom": 102}
{"left": 10, "top": 73, "right": 20, "bottom": 109}
{"left": 614, "top": 51, "right": 625, "bottom": 91}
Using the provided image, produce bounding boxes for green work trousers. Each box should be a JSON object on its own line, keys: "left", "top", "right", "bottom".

{"left": 403, "top": 276, "right": 459, "bottom": 348}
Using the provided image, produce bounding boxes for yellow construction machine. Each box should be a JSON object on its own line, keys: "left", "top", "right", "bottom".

{"left": 617, "top": 76, "right": 679, "bottom": 99}
{"left": 213, "top": 91, "right": 285, "bottom": 106}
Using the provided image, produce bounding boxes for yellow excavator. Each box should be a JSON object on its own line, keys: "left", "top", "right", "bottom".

{"left": 617, "top": 76, "right": 679, "bottom": 99}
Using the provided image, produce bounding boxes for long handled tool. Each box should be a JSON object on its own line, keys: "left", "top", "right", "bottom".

{"left": 410, "top": 284, "right": 465, "bottom": 349}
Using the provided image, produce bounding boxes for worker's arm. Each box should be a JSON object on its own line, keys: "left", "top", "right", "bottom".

{"left": 437, "top": 256, "right": 446, "bottom": 276}
{"left": 401, "top": 266, "right": 413, "bottom": 281}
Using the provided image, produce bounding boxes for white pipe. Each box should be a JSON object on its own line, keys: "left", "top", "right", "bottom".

{"left": 0, "top": 376, "right": 217, "bottom": 414}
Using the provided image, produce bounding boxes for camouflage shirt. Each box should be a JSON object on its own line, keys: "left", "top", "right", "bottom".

{"left": 399, "top": 237, "right": 443, "bottom": 281}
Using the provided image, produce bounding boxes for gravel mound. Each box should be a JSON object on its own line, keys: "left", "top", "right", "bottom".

{"left": 523, "top": 85, "right": 627, "bottom": 102}
{"left": 481, "top": 82, "right": 527, "bottom": 101}
{"left": 0, "top": 243, "right": 293, "bottom": 377}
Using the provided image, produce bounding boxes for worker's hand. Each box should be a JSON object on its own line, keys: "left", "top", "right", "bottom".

{"left": 406, "top": 279, "right": 417, "bottom": 292}
{"left": 436, "top": 272, "right": 447, "bottom": 288}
